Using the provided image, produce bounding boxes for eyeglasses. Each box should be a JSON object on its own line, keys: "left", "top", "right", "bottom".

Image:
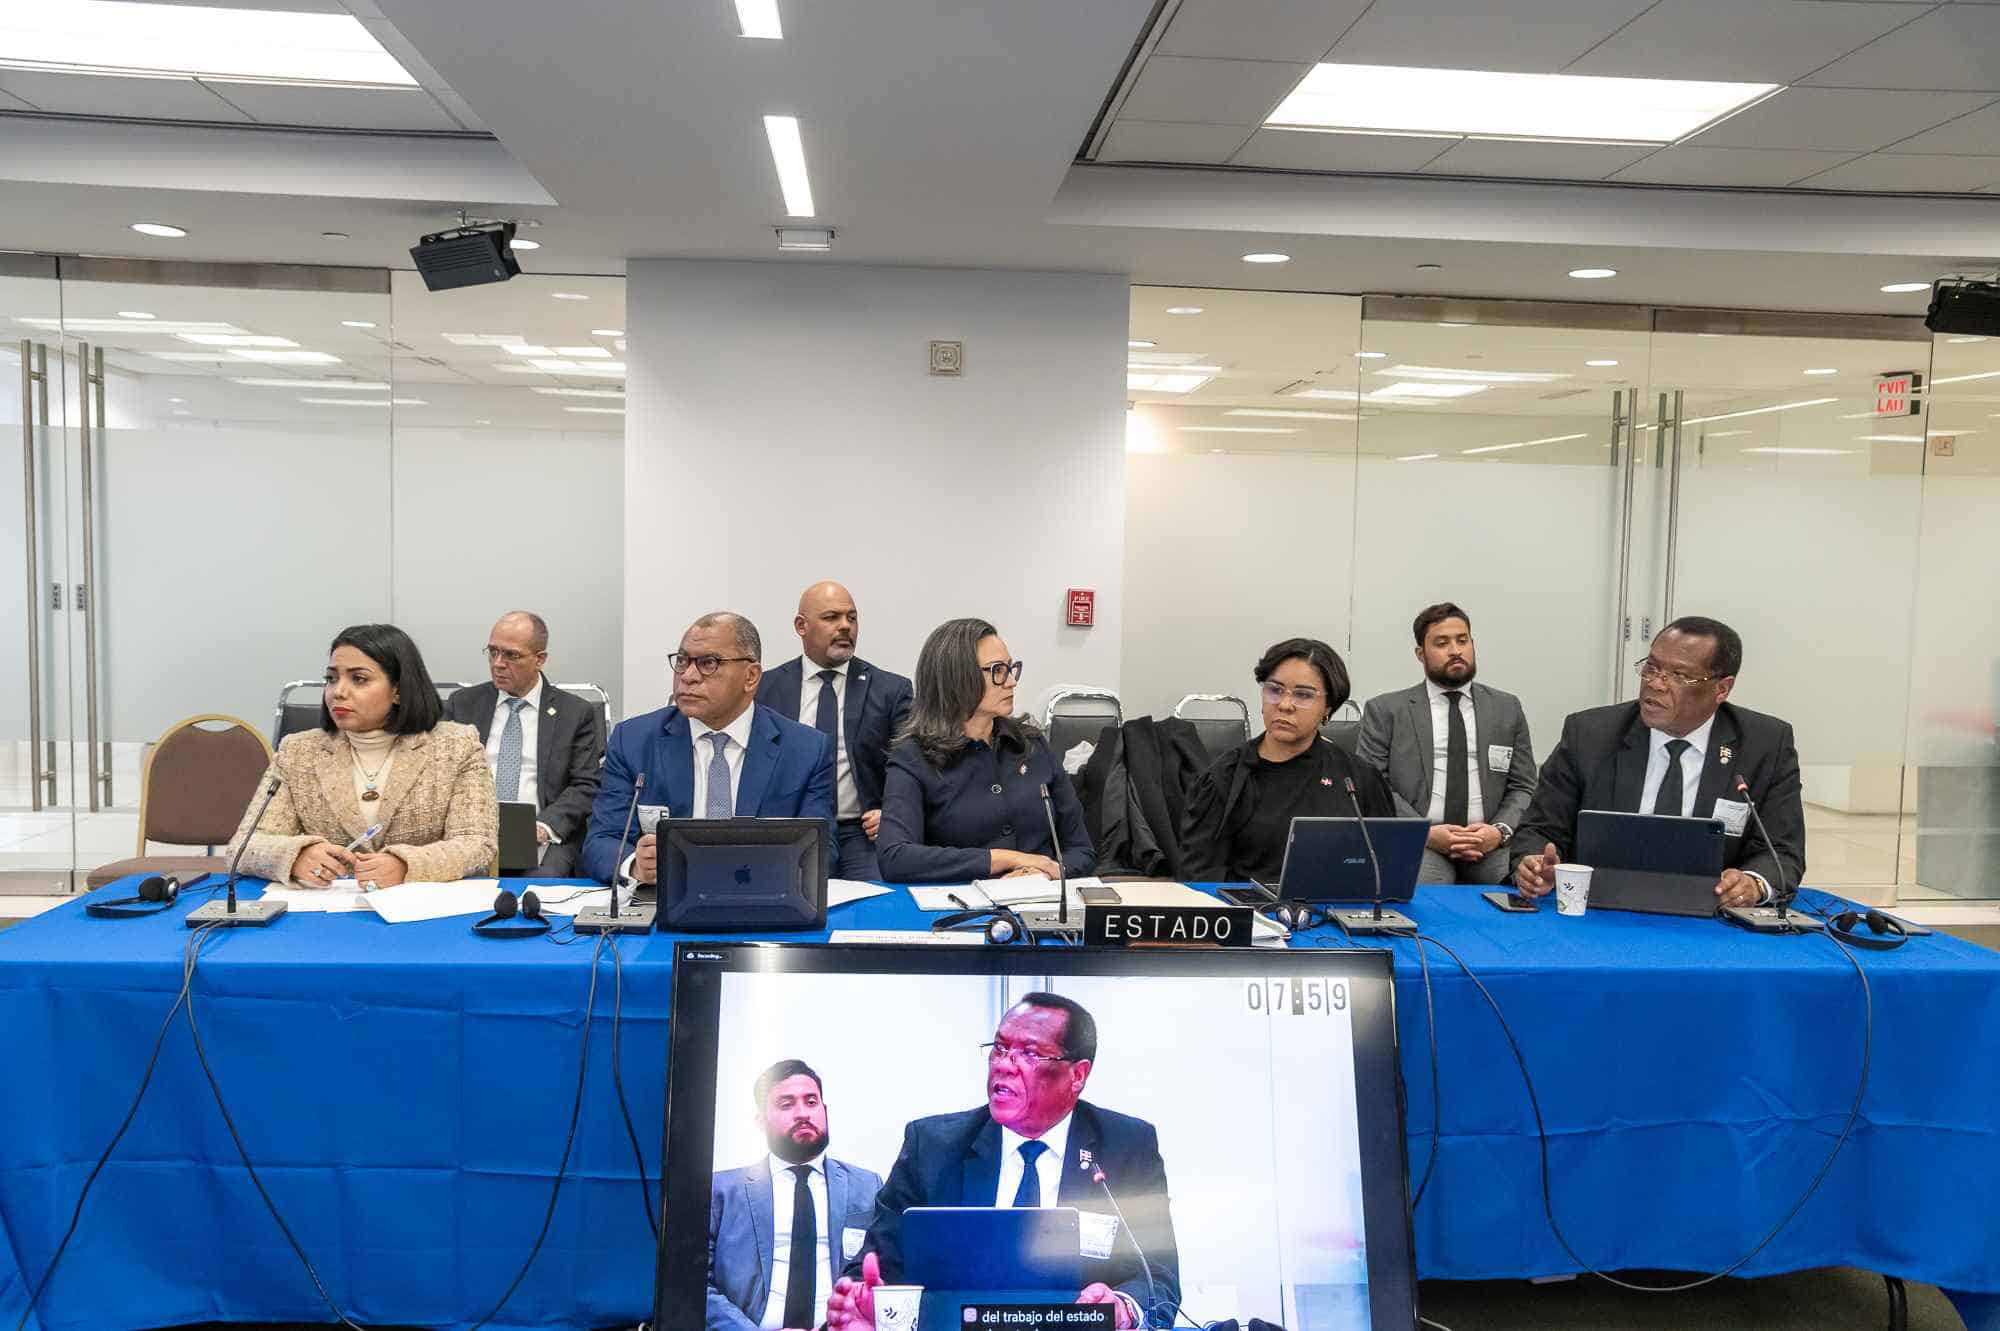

{"left": 979, "top": 1040, "right": 1068, "bottom": 1067}
{"left": 1260, "top": 681, "right": 1324, "bottom": 707}
{"left": 1633, "top": 658, "right": 1720, "bottom": 689}
{"left": 980, "top": 660, "right": 1025, "bottom": 687}
{"left": 670, "top": 652, "right": 756, "bottom": 678}
{"left": 484, "top": 645, "right": 539, "bottom": 664}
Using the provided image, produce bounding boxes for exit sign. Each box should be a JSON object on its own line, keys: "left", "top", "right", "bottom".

{"left": 1876, "top": 371, "right": 1923, "bottom": 417}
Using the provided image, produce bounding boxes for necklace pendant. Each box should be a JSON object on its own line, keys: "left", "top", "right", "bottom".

{"left": 361, "top": 789, "right": 380, "bottom": 802}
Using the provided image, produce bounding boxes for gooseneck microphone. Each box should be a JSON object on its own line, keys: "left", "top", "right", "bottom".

{"left": 1720, "top": 774, "right": 1821, "bottom": 935}
{"left": 1080, "top": 1151, "right": 1161, "bottom": 1329}
{"left": 187, "top": 777, "right": 289, "bottom": 927}
{"left": 577, "top": 771, "right": 655, "bottom": 934}
{"left": 1040, "top": 783, "right": 1068, "bottom": 930}
{"left": 1331, "top": 772, "right": 1415, "bottom": 936}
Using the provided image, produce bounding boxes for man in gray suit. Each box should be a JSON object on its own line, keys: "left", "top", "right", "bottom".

{"left": 1357, "top": 602, "right": 1537, "bottom": 885}
{"left": 710, "top": 1059, "right": 883, "bottom": 1331}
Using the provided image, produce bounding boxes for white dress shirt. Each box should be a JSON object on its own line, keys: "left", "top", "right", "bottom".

{"left": 690, "top": 705, "right": 756, "bottom": 816}
{"left": 760, "top": 1152, "right": 831, "bottom": 1330}
{"left": 1639, "top": 714, "right": 1771, "bottom": 902}
{"left": 796, "top": 660, "right": 860, "bottom": 820}
{"left": 484, "top": 675, "right": 543, "bottom": 811}
{"left": 1424, "top": 679, "right": 1484, "bottom": 825}
{"left": 995, "top": 1112, "right": 1073, "bottom": 1210}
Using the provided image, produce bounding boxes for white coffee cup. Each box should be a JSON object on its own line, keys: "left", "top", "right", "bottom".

{"left": 1554, "top": 863, "right": 1594, "bottom": 916}
{"left": 636, "top": 804, "right": 668, "bottom": 835}
{"left": 874, "top": 1284, "right": 922, "bottom": 1330}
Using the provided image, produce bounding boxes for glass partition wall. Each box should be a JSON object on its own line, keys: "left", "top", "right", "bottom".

{"left": 1127, "top": 284, "right": 1982, "bottom": 905}
{"left": 2, "top": 257, "right": 624, "bottom": 894}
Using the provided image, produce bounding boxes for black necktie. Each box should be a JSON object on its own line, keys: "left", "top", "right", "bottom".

{"left": 783, "top": 1164, "right": 816, "bottom": 1329}
{"left": 1656, "top": 739, "right": 1691, "bottom": 818}
{"left": 1442, "top": 690, "right": 1469, "bottom": 826}
{"left": 814, "top": 669, "right": 839, "bottom": 743}
{"left": 1012, "top": 1140, "right": 1048, "bottom": 1208}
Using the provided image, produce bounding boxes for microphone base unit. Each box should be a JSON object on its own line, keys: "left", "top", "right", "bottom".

{"left": 1331, "top": 907, "right": 1416, "bottom": 937}
{"left": 1018, "top": 907, "right": 1081, "bottom": 940}
{"left": 186, "top": 898, "right": 287, "bottom": 928}
{"left": 573, "top": 902, "right": 656, "bottom": 935}
{"left": 1722, "top": 904, "right": 1825, "bottom": 935}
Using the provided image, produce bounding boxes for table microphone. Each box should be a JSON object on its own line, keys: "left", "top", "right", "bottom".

{"left": 576, "top": 771, "right": 655, "bottom": 934}
{"left": 1331, "top": 773, "right": 1414, "bottom": 936}
{"left": 1018, "top": 783, "right": 1074, "bottom": 939}
{"left": 187, "top": 777, "right": 289, "bottom": 927}
{"left": 1079, "top": 1150, "right": 1159, "bottom": 1329}
{"left": 1719, "top": 774, "right": 1821, "bottom": 935}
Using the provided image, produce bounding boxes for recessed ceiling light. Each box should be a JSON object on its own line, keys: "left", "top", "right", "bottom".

{"left": 1414, "top": 263, "right": 1443, "bottom": 272}
{"left": 510, "top": 238, "right": 541, "bottom": 251}
{"left": 1227, "top": 408, "right": 1357, "bottom": 421}
{"left": 11, "top": 3, "right": 415, "bottom": 86}
{"left": 300, "top": 397, "right": 427, "bottom": 407}
{"left": 118, "top": 310, "right": 155, "bottom": 320}
{"left": 552, "top": 292, "right": 588, "bottom": 301}
{"left": 1853, "top": 434, "right": 1923, "bottom": 443}
{"left": 1803, "top": 367, "right": 1838, "bottom": 376}
{"left": 531, "top": 387, "right": 626, "bottom": 398}
{"left": 131, "top": 222, "right": 187, "bottom": 238}
{"left": 1568, "top": 268, "right": 1617, "bottom": 280}
{"left": 1879, "top": 282, "right": 1930, "bottom": 294}
{"left": 1395, "top": 453, "right": 1440, "bottom": 461}
{"left": 1165, "top": 306, "right": 1204, "bottom": 315}
{"left": 1370, "top": 381, "right": 1489, "bottom": 399}
{"left": 564, "top": 406, "right": 627, "bottom": 415}
{"left": 1948, "top": 336, "right": 1987, "bottom": 344}
{"left": 776, "top": 227, "right": 835, "bottom": 251}
{"left": 1377, "top": 364, "right": 1567, "bottom": 384}
{"left": 1242, "top": 253, "right": 1291, "bottom": 264}
{"left": 1743, "top": 447, "right": 1854, "bottom": 456}
{"left": 1355, "top": 350, "right": 1387, "bottom": 359}
{"left": 167, "top": 397, "right": 185, "bottom": 404}
{"left": 1128, "top": 339, "right": 1156, "bottom": 349}
{"left": 476, "top": 419, "right": 492, "bottom": 425}
{"left": 322, "top": 231, "right": 349, "bottom": 241}
{"left": 1267, "top": 63, "right": 1776, "bottom": 143}
{"left": 1179, "top": 425, "right": 1298, "bottom": 434}
{"left": 341, "top": 320, "right": 377, "bottom": 329}
{"left": 233, "top": 378, "right": 388, "bottom": 389}
{"left": 592, "top": 329, "right": 625, "bottom": 338}
{"left": 735, "top": 0, "right": 783, "bottom": 39}
{"left": 1586, "top": 359, "right": 1619, "bottom": 367}
{"left": 232, "top": 349, "right": 341, "bottom": 364}
{"left": 178, "top": 333, "right": 298, "bottom": 348}
{"left": 1437, "top": 321, "right": 1470, "bottom": 328}
{"left": 1126, "top": 371, "right": 1211, "bottom": 393}
{"left": 1705, "top": 430, "right": 1750, "bottom": 438}
{"left": 763, "top": 114, "right": 816, "bottom": 217}
{"left": 1462, "top": 432, "right": 1588, "bottom": 455}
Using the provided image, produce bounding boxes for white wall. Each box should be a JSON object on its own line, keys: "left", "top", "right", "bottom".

{"left": 624, "top": 261, "right": 1126, "bottom": 715}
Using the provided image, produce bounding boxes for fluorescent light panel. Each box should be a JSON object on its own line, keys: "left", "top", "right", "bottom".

{"left": 231, "top": 349, "right": 340, "bottom": 364}
{"left": 1226, "top": 408, "right": 1356, "bottom": 421}
{"left": 1267, "top": 63, "right": 1777, "bottom": 144}
{"left": 1179, "top": 426, "right": 1297, "bottom": 434}
{"left": 177, "top": 333, "right": 297, "bottom": 347}
{"left": 0, "top": 0, "right": 416, "bottom": 87}
{"left": 1368, "top": 382, "right": 1488, "bottom": 399}
{"left": 735, "top": 0, "right": 782, "bottom": 38}
{"left": 1126, "top": 372, "right": 1210, "bottom": 394}
{"left": 1743, "top": 447, "right": 1853, "bottom": 456}
{"left": 1377, "top": 364, "right": 1568, "bottom": 384}
{"left": 1462, "top": 432, "right": 1587, "bottom": 456}
{"left": 531, "top": 387, "right": 626, "bottom": 398}
{"left": 764, "top": 115, "right": 816, "bottom": 217}
{"left": 233, "top": 378, "right": 387, "bottom": 389}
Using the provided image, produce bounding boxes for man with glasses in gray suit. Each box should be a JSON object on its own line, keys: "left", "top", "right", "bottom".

{"left": 1357, "top": 602, "right": 1538, "bottom": 886}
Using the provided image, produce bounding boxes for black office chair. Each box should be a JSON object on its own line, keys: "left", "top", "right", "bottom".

{"left": 1320, "top": 700, "right": 1363, "bottom": 756}
{"left": 1043, "top": 687, "right": 1122, "bottom": 766}
{"left": 556, "top": 681, "right": 614, "bottom": 744}
{"left": 1173, "top": 693, "right": 1250, "bottom": 763}
{"left": 272, "top": 679, "right": 468, "bottom": 746}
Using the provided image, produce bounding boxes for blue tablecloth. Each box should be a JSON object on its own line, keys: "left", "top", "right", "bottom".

{"left": 2, "top": 880, "right": 1998, "bottom": 1331}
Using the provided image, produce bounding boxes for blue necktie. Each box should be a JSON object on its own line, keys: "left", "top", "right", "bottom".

{"left": 495, "top": 697, "right": 526, "bottom": 801}
{"left": 704, "top": 731, "right": 733, "bottom": 818}
{"left": 814, "top": 669, "right": 840, "bottom": 743}
{"left": 1012, "top": 1140, "right": 1047, "bottom": 1208}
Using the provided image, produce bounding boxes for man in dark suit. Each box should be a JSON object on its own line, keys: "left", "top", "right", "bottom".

{"left": 829, "top": 993, "right": 1179, "bottom": 1330}
{"left": 444, "top": 611, "right": 603, "bottom": 875}
{"left": 710, "top": 1059, "right": 883, "bottom": 1331}
{"left": 756, "top": 581, "right": 913, "bottom": 881}
{"left": 580, "top": 612, "right": 835, "bottom": 886}
{"left": 1357, "top": 602, "right": 1537, "bottom": 885}
{"left": 1512, "top": 615, "right": 1806, "bottom": 907}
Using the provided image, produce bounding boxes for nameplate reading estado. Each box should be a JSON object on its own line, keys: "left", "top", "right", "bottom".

{"left": 1084, "top": 903, "right": 1253, "bottom": 948}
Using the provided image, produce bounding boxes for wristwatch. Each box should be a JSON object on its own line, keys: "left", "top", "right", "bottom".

{"left": 1492, "top": 822, "right": 1514, "bottom": 844}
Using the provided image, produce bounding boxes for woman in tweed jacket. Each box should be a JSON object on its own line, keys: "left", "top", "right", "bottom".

{"left": 227, "top": 623, "right": 497, "bottom": 888}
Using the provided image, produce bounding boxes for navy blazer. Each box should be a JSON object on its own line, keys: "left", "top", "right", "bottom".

{"left": 443, "top": 678, "right": 605, "bottom": 845}
{"left": 708, "top": 1156, "right": 882, "bottom": 1331}
{"left": 876, "top": 732, "right": 1095, "bottom": 883}
{"left": 756, "top": 656, "right": 914, "bottom": 814}
{"left": 860, "top": 1100, "right": 1180, "bottom": 1323}
{"left": 579, "top": 703, "right": 836, "bottom": 884}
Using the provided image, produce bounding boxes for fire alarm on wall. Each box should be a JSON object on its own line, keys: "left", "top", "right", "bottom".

{"left": 1066, "top": 588, "right": 1095, "bottom": 628}
{"left": 929, "top": 340, "right": 963, "bottom": 375}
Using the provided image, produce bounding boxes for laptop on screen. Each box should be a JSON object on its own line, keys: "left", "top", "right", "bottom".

{"left": 1576, "top": 810, "right": 1727, "bottom": 917}
{"left": 905, "top": 1206, "right": 1083, "bottom": 1322}
{"left": 1276, "top": 817, "right": 1431, "bottom": 904}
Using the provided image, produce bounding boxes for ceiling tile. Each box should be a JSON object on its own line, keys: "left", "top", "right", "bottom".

{"left": 1791, "top": 151, "right": 2000, "bottom": 190}
{"left": 0, "top": 71, "right": 251, "bottom": 122}
{"left": 1231, "top": 127, "right": 1456, "bottom": 171}
{"left": 1119, "top": 55, "right": 1312, "bottom": 126}
{"left": 1420, "top": 138, "right": 1655, "bottom": 179}
{"left": 1803, "top": 5, "right": 2000, "bottom": 89}
{"left": 1155, "top": 0, "right": 1371, "bottom": 62}
{"left": 1328, "top": 0, "right": 1655, "bottom": 73}
{"left": 1692, "top": 87, "right": 1994, "bottom": 150}
{"left": 1888, "top": 100, "right": 2000, "bottom": 153}
{"left": 202, "top": 82, "right": 462, "bottom": 131}
{"left": 1609, "top": 144, "right": 1861, "bottom": 184}
{"left": 1566, "top": 0, "right": 1920, "bottom": 83}
{"left": 1098, "top": 119, "right": 1258, "bottom": 164}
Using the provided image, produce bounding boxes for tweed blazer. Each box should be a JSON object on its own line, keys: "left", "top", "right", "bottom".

{"left": 226, "top": 721, "right": 498, "bottom": 885}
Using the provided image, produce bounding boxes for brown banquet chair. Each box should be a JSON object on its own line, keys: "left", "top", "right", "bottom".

{"left": 86, "top": 714, "right": 273, "bottom": 890}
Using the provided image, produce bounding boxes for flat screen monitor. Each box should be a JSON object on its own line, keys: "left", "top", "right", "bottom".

{"left": 656, "top": 944, "right": 1415, "bottom": 1331}
{"left": 658, "top": 817, "right": 827, "bottom": 931}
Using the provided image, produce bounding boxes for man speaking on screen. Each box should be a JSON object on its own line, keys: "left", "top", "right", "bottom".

{"left": 827, "top": 992, "right": 1180, "bottom": 1329}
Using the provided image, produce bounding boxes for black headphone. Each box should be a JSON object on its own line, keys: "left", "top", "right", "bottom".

{"left": 932, "top": 904, "right": 1031, "bottom": 945}
{"left": 1828, "top": 908, "right": 1910, "bottom": 952}
{"left": 86, "top": 874, "right": 181, "bottom": 919}
{"left": 472, "top": 888, "right": 551, "bottom": 938}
